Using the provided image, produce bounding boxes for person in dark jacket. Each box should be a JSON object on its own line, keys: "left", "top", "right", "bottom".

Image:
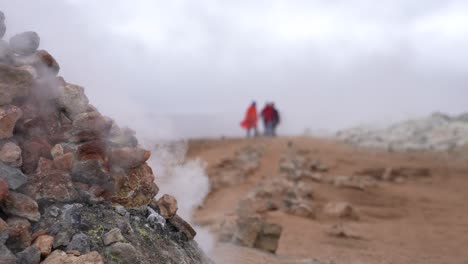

{"left": 271, "top": 103, "right": 280, "bottom": 136}
{"left": 261, "top": 103, "right": 275, "bottom": 136}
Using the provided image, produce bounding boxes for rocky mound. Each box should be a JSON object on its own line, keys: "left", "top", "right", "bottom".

{"left": 0, "top": 10, "right": 211, "bottom": 264}
{"left": 336, "top": 112, "right": 468, "bottom": 151}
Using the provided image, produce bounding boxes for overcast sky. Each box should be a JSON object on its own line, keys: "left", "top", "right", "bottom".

{"left": 1, "top": 0, "right": 467, "bottom": 137}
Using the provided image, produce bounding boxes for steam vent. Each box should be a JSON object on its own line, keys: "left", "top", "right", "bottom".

{"left": 0, "top": 10, "right": 212, "bottom": 264}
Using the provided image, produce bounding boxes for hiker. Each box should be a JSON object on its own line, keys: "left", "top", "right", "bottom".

{"left": 272, "top": 103, "right": 280, "bottom": 136}
{"left": 240, "top": 101, "right": 259, "bottom": 137}
{"left": 261, "top": 103, "right": 275, "bottom": 136}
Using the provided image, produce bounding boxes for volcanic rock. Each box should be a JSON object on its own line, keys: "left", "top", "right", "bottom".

{"left": 32, "top": 234, "right": 54, "bottom": 257}
{"left": 0, "top": 141, "right": 22, "bottom": 167}
{"left": 102, "top": 228, "right": 124, "bottom": 246}
{"left": 154, "top": 194, "right": 178, "bottom": 219}
{"left": 0, "top": 105, "right": 22, "bottom": 139}
{"left": 6, "top": 217, "right": 32, "bottom": 252}
{"left": 41, "top": 250, "right": 103, "bottom": 264}
{"left": 9, "top": 31, "right": 40, "bottom": 56}
{"left": 0, "top": 64, "right": 33, "bottom": 106}
{"left": 17, "top": 245, "right": 41, "bottom": 264}
{"left": 2, "top": 191, "right": 41, "bottom": 222}
{"left": 0, "top": 162, "right": 27, "bottom": 190}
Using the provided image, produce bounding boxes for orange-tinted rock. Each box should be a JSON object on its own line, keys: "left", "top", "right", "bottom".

{"left": 20, "top": 170, "right": 79, "bottom": 204}
{"left": 0, "top": 105, "right": 23, "bottom": 139}
{"left": 77, "top": 140, "right": 107, "bottom": 162}
{"left": 0, "top": 142, "right": 22, "bottom": 167}
{"left": 53, "top": 152, "right": 74, "bottom": 172}
{"left": 33, "top": 235, "right": 54, "bottom": 257}
{"left": 111, "top": 163, "right": 159, "bottom": 208}
{"left": 155, "top": 194, "right": 178, "bottom": 219}
{"left": 109, "top": 147, "right": 150, "bottom": 169}
{"left": 21, "top": 138, "right": 52, "bottom": 174}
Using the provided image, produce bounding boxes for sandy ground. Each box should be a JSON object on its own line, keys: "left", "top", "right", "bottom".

{"left": 187, "top": 137, "right": 468, "bottom": 264}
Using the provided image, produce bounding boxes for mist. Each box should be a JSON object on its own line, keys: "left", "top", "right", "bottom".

{"left": 1, "top": 0, "right": 467, "bottom": 138}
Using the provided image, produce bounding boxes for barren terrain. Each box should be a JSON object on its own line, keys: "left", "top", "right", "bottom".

{"left": 188, "top": 137, "right": 468, "bottom": 264}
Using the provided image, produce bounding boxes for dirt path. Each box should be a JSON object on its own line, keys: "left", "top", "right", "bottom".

{"left": 188, "top": 137, "right": 468, "bottom": 264}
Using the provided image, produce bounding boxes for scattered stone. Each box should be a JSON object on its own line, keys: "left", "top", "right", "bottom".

{"left": 0, "top": 105, "right": 23, "bottom": 139}
{"left": 32, "top": 235, "right": 54, "bottom": 257}
{"left": 31, "top": 230, "right": 48, "bottom": 241}
{"left": 102, "top": 228, "right": 124, "bottom": 246}
{"left": 2, "top": 191, "right": 41, "bottom": 222}
{"left": 254, "top": 222, "right": 283, "bottom": 254}
{"left": 14, "top": 50, "right": 60, "bottom": 77}
{"left": 155, "top": 194, "right": 178, "bottom": 219}
{"left": 66, "top": 233, "right": 90, "bottom": 254}
{"left": 53, "top": 152, "right": 74, "bottom": 172}
{"left": 17, "top": 245, "right": 41, "bottom": 264}
{"left": 168, "top": 214, "right": 197, "bottom": 240}
{"left": 9, "top": 31, "right": 40, "bottom": 56}
{"left": 326, "top": 224, "right": 362, "bottom": 240}
{"left": 41, "top": 250, "right": 103, "bottom": 264}
{"left": 324, "top": 202, "right": 359, "bottom": 220}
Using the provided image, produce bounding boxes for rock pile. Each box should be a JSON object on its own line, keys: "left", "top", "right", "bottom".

{"left": 0, "top": 11, "right": 210, "bottom": 263}
{"left": 208, "top": 145, "right": 263, "bottom": 191}
{"left": 337, "top": 112, "right": 468, "bottom": 151}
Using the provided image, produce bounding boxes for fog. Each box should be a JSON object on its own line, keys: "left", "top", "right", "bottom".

{"left": 2, "top": 0, "right": 468, "bottom": 138}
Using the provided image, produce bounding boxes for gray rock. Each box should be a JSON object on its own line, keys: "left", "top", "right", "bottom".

{"left": 0, "top": 244, "right": 18, "bottom": 264}
{"left": 9, "top": 31, "right": 40, "bottom": 56}
{"left": 113, "top": 205, "right": 127, "bottom": 216}
{"left": 0, "top": 161, "right": 28, "bottom": 190}
{"left": 0, "top": 64, "right": 34, "bottom": 106}
{"left": 102, "top": 228, "right": 124, "bottom": 246}
{"left": 66, "top": 233, "right": 90, "bottom": 254}
{"left": 57, "top": 83, "right": 89, "bottom": 120}
{"left": 105, "top": 242, "right": 140, "bottom": 264}
{"left": 17, "top": 246, "right": 41, "bottom": 264}
{"left": 53, "top": 231, "right": 71, "bottom": 249}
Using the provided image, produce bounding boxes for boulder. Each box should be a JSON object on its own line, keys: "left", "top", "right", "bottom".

{"left": 254, "top": 222, "right": 282, "bottom": 254}
{"left": 6, "top": 217, "right": 32, "bottom": 252}
{"left": 0, "top": 64, "right": 33, "bottom": 106}
{"left": 56, "top": 83, "right": 89, "bottom": 120}
{"left": 41, "top": 250, "right": 103, "bottom": 264}
{"left": 0, "top": 141, "right": 22, "bottom": 167}
{"left": 9, "top": 31, "right": 40, "bottom": 56}
{"left": 0, "top": 105, "right": 23, "bottom": 139}
{"left": 102, "top": 228, "right": 124, "bottom": 246}
{"left": 32, "top": 235, "right": 54, "bottom": 257}
{"left": 20, "top": 138, "right": 52, "bottom": 174}
{"left": 111, "top": 164, "right": 159, "bottom": 208}
{"left": 154, "top": 194, "right": 178, "bottom": 219}
{"left": 17, "top": 245, "right": 41, "bottom": 264}
{"left": 109, "top": 147, "right": 151, "bottom": 169}
{"left": 0, "top": 161, "right": 27, "bottom": 190}
{"left": 168, "top": 214, "right": 197, "bottom": 240}
{"left": 2, "top": 191, "right": 41, "bottom": 222}
{"left": 14, "top": 50, "right": 60, "bottom": 76}
{"left": 233, "top": 216, "right": 263, "bottom": 247}
{"left": 53, "top": 152, "right": 74, "bottom": 172}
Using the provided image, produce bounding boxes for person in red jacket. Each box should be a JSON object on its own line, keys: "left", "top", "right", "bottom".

{"left": 240, "top": 101, "right": 258, "bottom": 137}
{"left": 261, "top": 103, "right": 275, "bottom": 136}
